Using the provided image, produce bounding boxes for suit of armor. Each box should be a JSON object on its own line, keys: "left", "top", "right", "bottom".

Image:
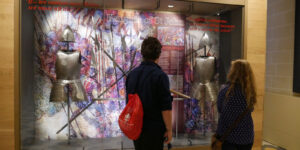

{"left": 50, "top": 50, "right": 88, "bottom": 102}
{"left": 190, "top": 56, "right": 218, "bottom": 131}
{"left": 50, "top": 25, "right": 88, "bottom": 102}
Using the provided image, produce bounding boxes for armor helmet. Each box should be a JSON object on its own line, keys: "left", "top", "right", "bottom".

{"left": 61, "top": 25, "right": 75, "bottom": 42}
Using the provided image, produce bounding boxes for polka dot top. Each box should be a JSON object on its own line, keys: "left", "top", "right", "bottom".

{"left": 216, "top": 84, "right": 254, "bottom": 145}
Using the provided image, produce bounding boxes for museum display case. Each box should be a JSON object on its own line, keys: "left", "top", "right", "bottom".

{"left": 20, "top": 0, "right": 245, "bottom": 149}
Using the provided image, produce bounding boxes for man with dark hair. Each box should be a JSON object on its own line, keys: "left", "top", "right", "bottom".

{"left": 126, "top": 37, "right": 173, "bottom": 150}
{"left": 140, "top": 37, "right": 162, "bottom": 61}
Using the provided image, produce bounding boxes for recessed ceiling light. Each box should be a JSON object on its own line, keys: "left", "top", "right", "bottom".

{"left": 168, "top": 5, "right": 174, "bottom": 8}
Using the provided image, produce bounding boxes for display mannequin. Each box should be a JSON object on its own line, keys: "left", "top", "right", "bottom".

{"left": 50, "top": 26, "right": 88, "bottom": 102}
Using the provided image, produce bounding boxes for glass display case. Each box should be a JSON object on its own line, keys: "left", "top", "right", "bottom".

{"left": 20, "top": 0, "right": 244, "bottom": 149}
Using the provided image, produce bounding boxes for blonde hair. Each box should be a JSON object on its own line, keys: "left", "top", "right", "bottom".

{"left": 226, "top": 59, "right": 257, "bottom": 108}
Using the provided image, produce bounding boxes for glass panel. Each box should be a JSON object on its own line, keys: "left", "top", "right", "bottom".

{"left": 21, "top": 1, "right": 243, "bottom": 149}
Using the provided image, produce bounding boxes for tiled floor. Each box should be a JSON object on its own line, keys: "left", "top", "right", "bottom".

{"left": 262, "top": 141, "right": 286, "bottom": 150}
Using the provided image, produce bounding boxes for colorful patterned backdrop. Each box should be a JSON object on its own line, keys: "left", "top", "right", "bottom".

{"left": 33, "top": 8, "right": 220, "bottom": 140}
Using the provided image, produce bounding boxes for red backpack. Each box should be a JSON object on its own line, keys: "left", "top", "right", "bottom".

{"left": 118, "top": 93, "right": 143, "bottom": 140}
{"left": 119, "top": 69, "right": 154, "bottom": 140}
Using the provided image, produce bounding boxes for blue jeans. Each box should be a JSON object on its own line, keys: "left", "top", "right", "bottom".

{"left": 222, "top": 141, "right": 253, "bottom": 150}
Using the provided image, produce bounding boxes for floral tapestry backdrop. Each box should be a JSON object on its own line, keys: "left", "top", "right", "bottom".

{"left": 34, "top": 8, "right": 219, "bottom": 140}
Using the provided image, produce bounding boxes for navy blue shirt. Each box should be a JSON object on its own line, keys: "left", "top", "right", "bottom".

{"left": 125, "top": 61, "right": 173, "bottom": 132}
{"left": 216, "top": 84, "right": 254, "bottom": 145}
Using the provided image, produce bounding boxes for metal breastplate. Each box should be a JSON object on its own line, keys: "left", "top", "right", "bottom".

{"left": 55, "top": 50, "right": 81, "bottom": 80}
{"left": 193, "top": 57, "right": 215, "bottom": 83}
{"left": 191, "top": 57, "right": 218, "bottom": 102}
{"left": 50, "top": 50, "right": 88, "bottom": 102}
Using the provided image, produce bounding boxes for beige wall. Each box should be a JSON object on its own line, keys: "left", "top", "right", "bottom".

{"left": 0, "top": 0, "right": 19, "bottom": 149}
{"left": 244, "top": 0, "right": 267, "bottom": 149}
{"left": 264, "top": 93, "right": 300, "bottom": 150}
{"left": 264, "top": 0, "right": 300, "bottom": 149}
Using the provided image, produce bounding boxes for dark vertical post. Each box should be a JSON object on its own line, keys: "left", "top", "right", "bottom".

{"left": 294, "top": 1, "right": 300, "bottom": 93}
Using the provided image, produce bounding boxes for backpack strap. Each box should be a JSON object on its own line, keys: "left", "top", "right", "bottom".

{"left": 133, "top": 68, "right": 143, "bottom": 94}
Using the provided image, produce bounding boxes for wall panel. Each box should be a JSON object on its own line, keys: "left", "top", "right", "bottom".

{"left": 244, "top": 0, "right": 267, "bottom": 150}
{"left": 264, "top": 0, "right": 300, "bottom": 149}
{"left": 0, "top": 0, "right": 20, "bottom": 149}
{"left": 264, "top": 92, "right": 300, "bottom": 150}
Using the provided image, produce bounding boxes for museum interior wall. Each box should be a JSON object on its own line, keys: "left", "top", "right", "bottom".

{"left": 244, "top": 0, "right": 267, "bottom": 149}
{"left": 0, "top": 0, "right": 20, "bottom": 150}
{"left": 0, "top": 0, "right": 269, "bottom": 149}
{"left": 264, "top": 0, "right": 300, "bottom": 149}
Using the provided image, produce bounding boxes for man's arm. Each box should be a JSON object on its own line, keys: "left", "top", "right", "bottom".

{"left": 159, "top": 73, "right": 173, "bottom": 144}
{"left": 162, "top": 110, "right": 172, "bottom": 144}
